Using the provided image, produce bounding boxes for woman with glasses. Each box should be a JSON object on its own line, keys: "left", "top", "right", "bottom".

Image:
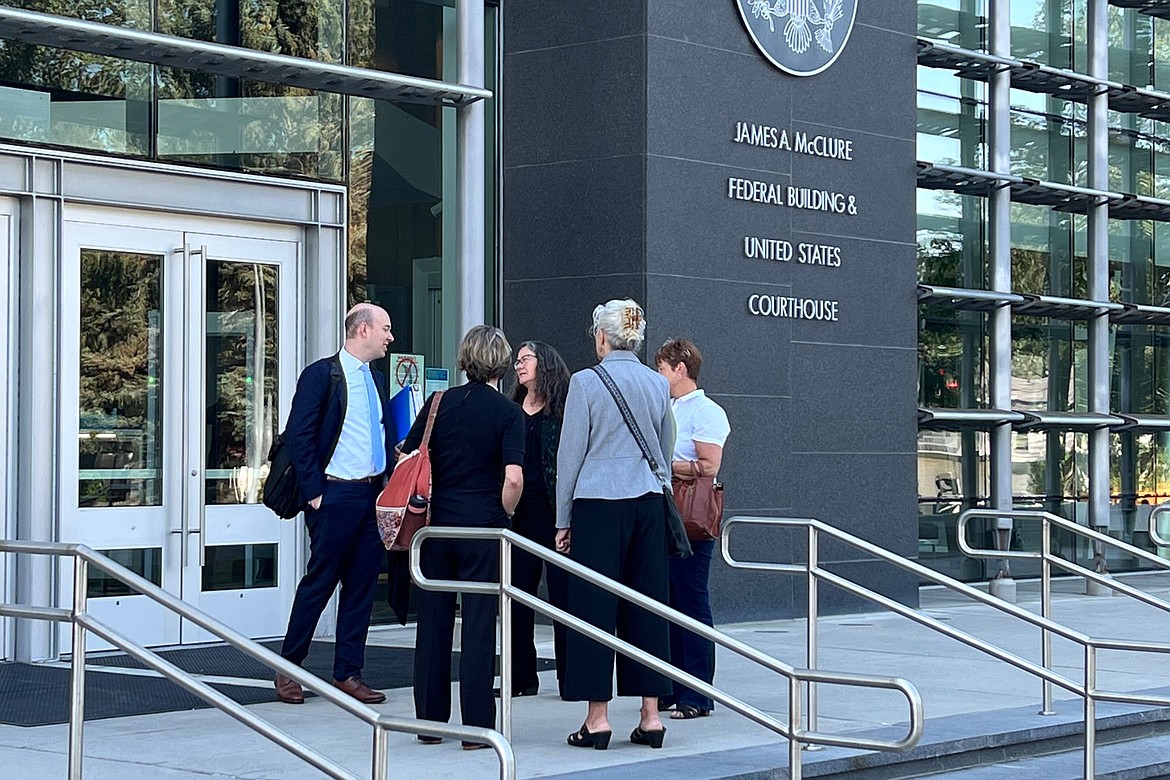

{"left": 507, "top": 340, "right": 571, "bottom": 697}
{"left": 556, "top": 299, "right": 675, "bottom": 751}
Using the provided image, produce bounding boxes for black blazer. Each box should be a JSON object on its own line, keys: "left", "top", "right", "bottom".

{"left": 535, "top": 412, "right": 561, "bottom": 513}
{"left": 284, "top": 354, "right": 392, "bottom": 504}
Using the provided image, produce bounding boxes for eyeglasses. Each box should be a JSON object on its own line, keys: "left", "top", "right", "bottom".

{"left": 514, "top": 355, "right": 537, "bottom": 367}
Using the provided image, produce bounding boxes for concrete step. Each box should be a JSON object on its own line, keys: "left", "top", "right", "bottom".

{"left": 915, "top": 732, "right": 1170, "bottom": 780}
{"left": 805, "top": 696, "right": 1170, "bottom": 780}
{"left": 544, "top": 692, "right": 1170, "bottom": 780}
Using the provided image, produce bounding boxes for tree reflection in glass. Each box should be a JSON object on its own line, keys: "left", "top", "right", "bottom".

{"left": 205, "top": 261, "right": 279, "bottom": 505}
{"left": 78, "top": 250, "right": 163, "bottom": 507}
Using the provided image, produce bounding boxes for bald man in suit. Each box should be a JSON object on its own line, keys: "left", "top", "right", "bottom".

{"left": 275, "top": 303, "right": 395, "bottom": 705}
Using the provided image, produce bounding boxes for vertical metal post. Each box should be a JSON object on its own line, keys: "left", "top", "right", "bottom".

{"left": 987, "top": 0, "right": 1015, "bottom": 588}
{"left": 498, "top": 535, "right": 512, "bottom": 742}
{"left": 1086, "top": 0, "right": 1112, "bottom": 588}
{"left": 1084, "top": 646, "right": 1097, "bottom": 779}
{"left": 67, "top": 557, "right": 88, "bottom": 780}
{"left": 806, "top": 525, "right": 819, "bottom": 737}
{"left": 1039, "top": 516, "right": 1055, "bottom": 715}
{"left": 456, "top": 0, "right": 486, "bottom": 341}
{"left": 788, "top": 676, "right": 803, "bottom": 780}
{"left": 371, "top": 726, "right": 389, "bottom": 780}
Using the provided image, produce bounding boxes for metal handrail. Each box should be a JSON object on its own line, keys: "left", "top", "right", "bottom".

{"left": 721, "top": 515, "right": 1170, "bottom": 780}
{"left": 1145, "top": 503, "right": 1170, "bottom": 548}
{"left": 0, "top": 540, "right": 515, "bottom": 780}
{"left": 958, "top": 508, "right": 1170, "bottom": 708}
{"left": 408, "top": 526, "right": 922, "bottom": 780}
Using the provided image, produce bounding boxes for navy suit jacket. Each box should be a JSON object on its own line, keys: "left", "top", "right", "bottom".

{"left": 285, "top": 354, "right": 392, "bottom": 505}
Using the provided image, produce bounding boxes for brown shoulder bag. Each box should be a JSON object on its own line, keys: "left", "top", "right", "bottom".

{"left": 673, "top": 461, "right": 724, "bottom": 541}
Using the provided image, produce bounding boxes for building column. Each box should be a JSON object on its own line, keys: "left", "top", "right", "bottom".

{"left": 16, "top": 159, "right": 62, "bottom": 661}
{"left": 987, "top": 0, "right": 1016, "bottom": 598}
{"left": 1086, "top": 0, "right": 1112, "bottom": 591}
{"left": 456, "top": 0, "right": 486, "bottom": 353}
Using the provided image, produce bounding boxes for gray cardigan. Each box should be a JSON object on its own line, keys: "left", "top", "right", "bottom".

{"left": 555, "top": 350, "right": 676, "bottom": 529}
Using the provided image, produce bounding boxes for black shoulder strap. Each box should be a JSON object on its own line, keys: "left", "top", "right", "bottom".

{"left": 322, "top": 354, "right": 344, "bottom": 462}
{"left": 590, "top": 365, "right": 667, "bottom": 487}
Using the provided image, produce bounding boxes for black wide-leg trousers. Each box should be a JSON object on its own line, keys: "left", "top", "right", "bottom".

{"left": 510, "top": 509, "right": 568, "bottom": 694}
{"left": 563, "top": 493, "right": 672, "bottom": 702}
{"left": 413, "top": 535, "right": 499, "bottom": 730}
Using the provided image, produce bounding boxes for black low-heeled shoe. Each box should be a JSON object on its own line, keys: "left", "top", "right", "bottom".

{"left": 630, "top": 726, "right": 666, "bottom": 749}
{"left": 493, "top": 684, "right": 539, "bottom": 698}
{"left": 567, "top": 724, "right": 612, "bottom": 750}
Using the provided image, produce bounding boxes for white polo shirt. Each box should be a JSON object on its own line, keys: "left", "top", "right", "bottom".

{"left": 670, "top": 389, "right": 731, "bottom": 464}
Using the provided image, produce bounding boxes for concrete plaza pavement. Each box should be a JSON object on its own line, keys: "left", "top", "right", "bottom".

{"left": 2, "top": 573, "right": 1169, "bottom": 779}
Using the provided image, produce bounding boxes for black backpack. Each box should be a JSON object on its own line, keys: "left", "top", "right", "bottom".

{"left": 262, "top": 357, "right": 343, "bottom": 519}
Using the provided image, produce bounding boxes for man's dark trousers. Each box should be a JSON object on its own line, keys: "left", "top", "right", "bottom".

{"left": 280, "top": 480, "right": 383, "bottom": 681}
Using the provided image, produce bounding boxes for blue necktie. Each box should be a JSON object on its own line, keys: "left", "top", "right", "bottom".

{"left": 362, "top": 364, "right": 386, "bottom": 473}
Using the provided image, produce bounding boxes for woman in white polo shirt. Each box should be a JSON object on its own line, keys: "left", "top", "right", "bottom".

{"left": 655, "top": 338, "right": 731, "bottom": 720}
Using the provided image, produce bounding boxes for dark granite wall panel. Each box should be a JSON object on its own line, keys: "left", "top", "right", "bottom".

{"left": 699, "top": 395, "right": 793, "bottom": 514}
{"left": 504, "top": 1, "right": 646, "bottom": 53}
{"left": 787, "top": 234, "right": 917, "bottom": 348}
{"left": 646, "top": 275, "right": 792, "bottom": 400}
{"left": 504, "top": 275, "right": 647, "bottom": 371}
{"left": 503, "top": 36, "right": 648, "bottom": 168}
{"left": 504, "top": 157, "right": 648, "bottom": 282}
{"left": 788, "top": 344, "right": 918, "bottom": 456}
{"left": 504, "top": 0, "right": 918, "bottom": 621}
{"left": 645, "top": 155, "right": 793, "bottom": 286}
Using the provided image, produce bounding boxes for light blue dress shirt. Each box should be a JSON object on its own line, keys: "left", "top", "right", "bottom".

{"left": 324, "top": 348, "right": 386, "bottom": 480}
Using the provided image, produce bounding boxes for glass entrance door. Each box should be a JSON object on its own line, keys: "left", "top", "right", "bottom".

{"left": 60, "top": 212, "right": 299, "bottom": 650}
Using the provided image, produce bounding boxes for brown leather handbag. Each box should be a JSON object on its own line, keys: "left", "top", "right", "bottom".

{"left": 376, "top": 391, "right": 443, "bottom": 551}
{"left": 673, "top": 462, "right": 724, "bottom": 541}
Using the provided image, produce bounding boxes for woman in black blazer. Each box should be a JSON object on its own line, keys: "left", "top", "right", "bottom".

{"left": 508, "top": 340, "right": 571, "bottom": 697}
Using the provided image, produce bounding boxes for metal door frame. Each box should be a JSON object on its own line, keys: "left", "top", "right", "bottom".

{"left": 0, "top": 197, "right": 15, "bottom": 661}
{"left": 0, "top": 144, "right": 345, "bottom": 662}
{"left": 58, "top": 208, "right": 304, "bottom": 650}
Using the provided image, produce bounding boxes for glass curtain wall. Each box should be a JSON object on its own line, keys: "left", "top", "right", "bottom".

{"left": 0, "top": 1, "right": 502, "bottom": 621}
{"left": 918, "top": 0, "right": 1170, "bottom": 577}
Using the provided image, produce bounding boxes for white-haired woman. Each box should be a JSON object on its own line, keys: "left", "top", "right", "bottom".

{"left": 555, "top": 299, "right": 676, "bottom": 751}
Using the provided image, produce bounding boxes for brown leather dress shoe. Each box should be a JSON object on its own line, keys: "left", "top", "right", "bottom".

{"left": 274, "top": 673, "right": 304, "bottom": 704}
{"left": 333, "top": 676, "right": 386, "bottom": 704}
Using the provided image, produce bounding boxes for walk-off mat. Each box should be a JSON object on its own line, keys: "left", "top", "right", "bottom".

{"left": 1, "top": 642, "right": 554, "bottom": 726}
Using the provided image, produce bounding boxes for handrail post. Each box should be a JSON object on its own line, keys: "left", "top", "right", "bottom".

{"left": 498, "top": 533, "right": 513, "bottom": 742}
{"left": 788, "top": 675, "right": 803, "bottom": 780}
{"left": 68, "top": 556, "right": 88, "bottom": 780}
{"left": 371, "top": 726, "right": 388, "bottom": 780}
{"left": 806, "top": 523, "right": 819, "bottom": 739}
{"left": 1040, "top": 513, "right": 1054, "bottom": 715}
{"left": 1084, "top": 645, "right": 1097, "bottom": 779}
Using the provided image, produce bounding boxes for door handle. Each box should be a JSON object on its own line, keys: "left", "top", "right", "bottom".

{"left": 175, "top": 244, "right": 191, "bottom": 564}
{"left": 177, "top": 244, "right": 209, "bottom": 569}
{"left": 193, "top": 245, "right": 208, "bottom": 568}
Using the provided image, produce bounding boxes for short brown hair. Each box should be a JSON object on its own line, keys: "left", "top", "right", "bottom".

{"left": 655, "top": 338, "right": 702, "bottom": 382}
{"left": 457, "top": 325, "right": 513, "bottom": 383}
